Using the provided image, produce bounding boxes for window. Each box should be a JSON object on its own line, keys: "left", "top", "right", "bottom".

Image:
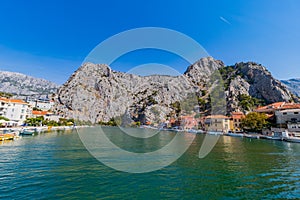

{"left": 294, "top": 112, "right": 299, "bottom": 114}
{"left": 21, "top": 109, "right": 24, "bottom": 113}
{"left": 283, "top": 112, "right": 287, "bottom": 115}
{"left": 20, "top": 115, "right": 23, "bottom": 119}
{"left": 12, "top": 108, "right": 14, "bottom": 112}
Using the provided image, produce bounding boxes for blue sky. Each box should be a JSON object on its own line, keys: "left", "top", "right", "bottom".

{"left": 0, "top": 0, "right": 299, "bottom": 84}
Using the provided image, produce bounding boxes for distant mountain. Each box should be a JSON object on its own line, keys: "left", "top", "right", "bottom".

{"left": 281, "top": 79, "right": 300, "bottom": 97}
{"left": 53, "top": 57, "right": 298, "bottom": 123}
{"left": 0, "top": 71, "right": 60, "bottom": 98}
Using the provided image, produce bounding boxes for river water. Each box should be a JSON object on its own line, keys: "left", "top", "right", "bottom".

{"left": 0, "top": 127, "right": 299, "bottom": 199}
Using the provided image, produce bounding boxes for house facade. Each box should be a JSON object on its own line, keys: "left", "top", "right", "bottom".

{"left": 230, "top": 112, "right": 244, "bottom": 132}
{"left": 204, "top": 115, "right": 230, "bottom": 132}
{"left": 0, "top": 98, "right": 30, "bottom": 125}
{"left": 26, "top": 98, "right": 55, "bottom": 111}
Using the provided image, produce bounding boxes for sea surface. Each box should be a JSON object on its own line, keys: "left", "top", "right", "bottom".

{"left": 0, "top": 127, "right": 300, "bottom": 199}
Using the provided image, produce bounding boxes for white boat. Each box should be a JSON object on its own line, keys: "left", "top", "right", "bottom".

{"left": 265, "top": 136, "right": 283, "bottom": 141}
{"left": 244, "top": 134, "right": 260, "bottom": 139}
{"left": 187, "top": 129, "right": 198, "bottom": 133}
{"left": 207, "top": 131, "right": 223, "bottom": 135}
{"left": 283, "top": 130, "right": 300, "bottom": 143}
{"left": 20, "top": 129, "right": 36, "bottom": 136}
{"left": 226, "top": 132, "right": 244, "bottom": 137}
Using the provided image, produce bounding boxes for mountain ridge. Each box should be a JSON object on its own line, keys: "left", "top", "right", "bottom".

{"left": 53, "top": 57, "right": 299, "bottom": 124}
{"left": 281, "top": 78, "right": 300, "bottom": 97}
{"left": 0, "top": 70, "right": 60, "bottom": 98}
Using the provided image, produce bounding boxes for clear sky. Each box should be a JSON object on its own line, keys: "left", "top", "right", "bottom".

{"left": 0, "top": 0, "right": 299, "bottom": 84}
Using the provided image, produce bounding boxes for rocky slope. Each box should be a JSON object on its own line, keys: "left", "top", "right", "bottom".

{"left": 53, "top": 57, "right": 298, "bottom": 124}
{"left": 221, "top": 62, "right": 298, "bottom": 112}
{"left": 0, "top": 71, "right": 59, "bottom": 98}
{"left": 281, "top": 78, "right": 300, "bottom": 97}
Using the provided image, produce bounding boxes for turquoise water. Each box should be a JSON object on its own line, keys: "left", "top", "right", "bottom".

{"left": 0, "top": 127, "right": 300, "bottom": 199}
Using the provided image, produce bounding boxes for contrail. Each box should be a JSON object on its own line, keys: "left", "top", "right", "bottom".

{"left": 220, "top": 16, "right": 231, "bottom": 25}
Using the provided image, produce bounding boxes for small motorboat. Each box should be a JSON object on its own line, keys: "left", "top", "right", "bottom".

{"left": 207, "top": 131, "right": 223, "bottom": 135}
{"left": 20, "top": 129, "right": 36, "bottom": 136}
{"left": 282, "top": 130, "right": 300, "bottom": 143}
{"left": 225, "top": 132, "right": 244, "bottom": 137}
{"left": 244, "top": 134, "right": 260, "bottom": 139}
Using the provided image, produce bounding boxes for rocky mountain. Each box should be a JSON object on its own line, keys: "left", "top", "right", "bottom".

{"left": 220, "top": 62, "right": 298, "bottom": 112}
{"left": 53, "top": 57, "right": 298, "bottom": 124}
{"left": 0, "top": 71, "right": 59, "bottom": 98}
{"left": 281, "top": 79, "right": 300, "bottom": 97}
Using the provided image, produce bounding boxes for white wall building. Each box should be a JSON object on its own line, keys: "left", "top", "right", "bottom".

{"left": 0, "top": 98, "right": 31, "bottom": 125}
{"left": 27, "top": 98, "right": 54, "bottom": 111}
{"left": 275, "top": 109, "right": 300, "bottom": 124}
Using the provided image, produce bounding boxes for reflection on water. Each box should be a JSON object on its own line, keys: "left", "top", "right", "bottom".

{"left": 0, "top": 127, "right": 299, "bottom": 199}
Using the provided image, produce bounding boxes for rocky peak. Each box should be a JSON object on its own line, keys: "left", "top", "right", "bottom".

{"left": 184, "top": 57, "right": 224, "bottom": 86}
{"left": 224, "top": 62, "right": 298, "bottom": 113}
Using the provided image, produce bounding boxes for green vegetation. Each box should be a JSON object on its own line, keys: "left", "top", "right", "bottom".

{"left": 0, "top": 91, "right": 13, "bottom": 98}
{"left": 33, "top": 107, "right": 43, "bottom": 111}
{"left": 98, "top": 118, "right": 117, "bottom": 126}
{"left": 181, "top": 94, "right": 198, "bottom": 114}
{"left": 0, "top": 116, "right": 9, "bottom": 121}
{"left": 219, "top": 66, "right": 236, "bottom": 90}
{"left": 238, "top": 94, "right": 265, "bottom": 111}
{"left": 25, "top": 117, "right": 75, "bottom": 127}
{"left": 170, "top": 101, "right": 181, "bottom": 116}
{"left": 147, "top": 95, "right": 158, "bottom": 106}
{"left": 197, "top": 97, "right": 207, "bottom": 112}
{"left": 209, "top": 71, "right": 226, "bottom": 114}
{"left": 241, "top": 112, "right": 269, "bottom": 132}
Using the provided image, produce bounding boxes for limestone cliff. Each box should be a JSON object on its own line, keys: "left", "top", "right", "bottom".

{"left": 53, "top": 57, "right": 297, "bottom": 123}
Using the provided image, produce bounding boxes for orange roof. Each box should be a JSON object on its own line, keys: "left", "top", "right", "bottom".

{"left": 0, "top": 97, "right": 27, "bottom": 104}
{"left": 255, "top": 102, "right": 285, "bottom": 111}
{"left": 32, "top": 111, "right": 48, "bottom": 115}
{"left": 255, "top": 102, "right": 300, "bottom": 112}
{"left": 231, "top": 112, "right": 245, "bottom": 119}
{"left": 281, "top": 103, "right": 300, "bottom": 110}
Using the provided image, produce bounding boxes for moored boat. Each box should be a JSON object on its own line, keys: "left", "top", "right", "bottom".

{"left": 207, "top": 131, "right": 223, "bottom": 135}
{"left": 244, "top": 134, "right": 260, "bottom": 139}
{"left": 0, "top": 133, "right": 15, "bottom": 141}
{"left": 20, "top": 129, "right": 36, "bottom": 136}
{"left": 225, "top": 132, "right": 244, "bottom": 137}
{"left": 283, "top": 130, "right": 300, "bottom": 143}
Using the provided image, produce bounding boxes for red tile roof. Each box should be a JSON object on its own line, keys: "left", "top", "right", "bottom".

{"left": 32, "top": 111, "right": 49, "bottom": 115}
{"left": 0, "top": 97, "right": 28, "bottom": 104}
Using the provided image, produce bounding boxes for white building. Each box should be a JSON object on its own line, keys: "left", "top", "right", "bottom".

{"left": 26, "top": 98, "right": 55, "bottom": 111}
{"left": 32, "top": 110, "right": 61, "bottom": 122}
{"left": 275, "top": 109, "right": 300, "bottom": 124}
{"left": 204, "top": 115, "right": 230, "bottom": 132}
{"left": 0, "top": 98, "right": 31, "bottom": 125}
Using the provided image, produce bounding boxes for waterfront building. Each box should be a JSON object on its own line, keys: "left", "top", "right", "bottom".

{"left": 26, "top": 97, "right": 55, "bottom": 111}
{"left": 204, "top": 115, "right": 230, "bottom": 132}
{"left": 254, "top": 102, "right": 285, "bottom": 114}
{"left": 32, "top": 110, "right": 61, "bottom": 122}
{"left": 275, "top": 109, "right": 300, "bottom": 124}
{"left": 230, "top": 112, "right": 245, "bottom": 132}
{"left": 0, "top": 97, "right": 31, "bottom": 125}
{"left": 180, "top": 115, "right": 198, "bottom": 130}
